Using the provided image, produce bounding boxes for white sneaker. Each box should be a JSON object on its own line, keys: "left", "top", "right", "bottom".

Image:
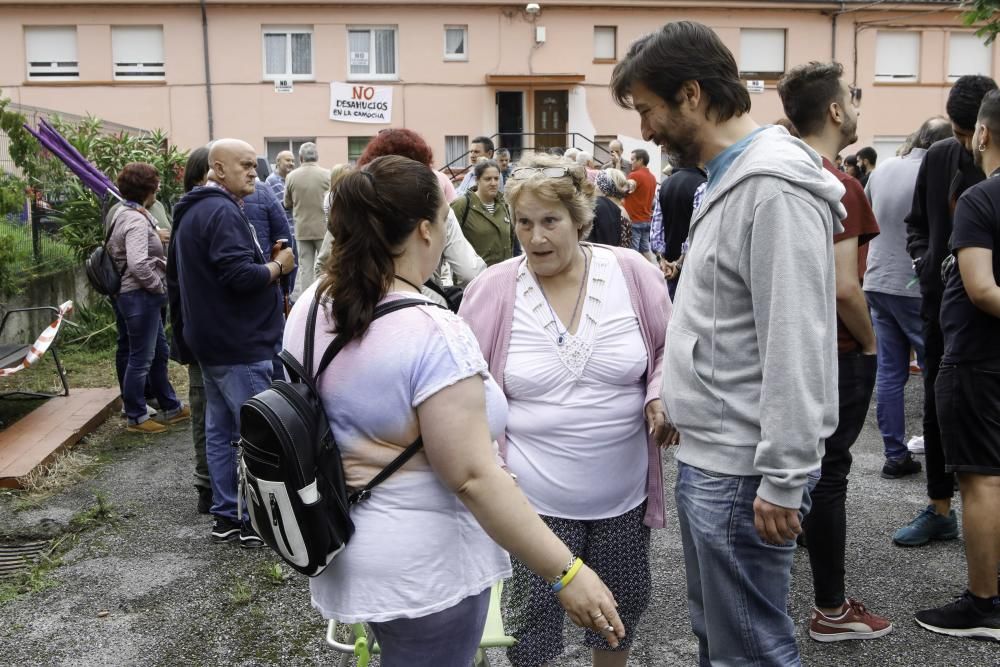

{"left": 907, "top": 436, "right": 925, "bottom": 454}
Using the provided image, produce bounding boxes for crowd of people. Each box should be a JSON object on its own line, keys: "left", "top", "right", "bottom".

{"left": 97, "top": 18, "right": 1000, "bottom": 667}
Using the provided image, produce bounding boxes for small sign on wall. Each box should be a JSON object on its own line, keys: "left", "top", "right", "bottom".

{"left": 274, "top": 78, "right": 293, "bottom": 94}
{"left": 746, "top": 80, "right": 765, "bottom": 94}
{"left": 329, "top": 82, "right": 393, "bottom": 124}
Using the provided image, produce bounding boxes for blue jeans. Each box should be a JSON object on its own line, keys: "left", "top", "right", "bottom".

{"left": 630, "top": 222, "right": 652, "bottom": 253}
{"left": 866, "top": 291, "right": 924, "bottom": 461}
{"left": 368, "top": 587, "right": 490, "bottom": 667}
{"left": 115, "top": 290, "right": 180, "bottom": 424}
{"left": 201, "top": 361, "right": 273, "bottom": 520}
{"left": 675, "top": 462, "right": 812, "bottom": 667}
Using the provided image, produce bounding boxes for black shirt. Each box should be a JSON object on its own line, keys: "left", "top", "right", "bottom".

{"left": 590, "top": 196, "right": 627, "bottom": 246}
{"left": 941, "top": 176, "right": 1000, "bottom": 364}
{"left": 657, "top": 167, "right": 707, "bottom": 261}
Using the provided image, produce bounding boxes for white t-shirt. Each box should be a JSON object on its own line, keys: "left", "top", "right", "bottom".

{"left": 283, "top": 283, "right": 511, "bottom": 623}
{"left": 504, "top": 246, "right": 649, "bottom": 520}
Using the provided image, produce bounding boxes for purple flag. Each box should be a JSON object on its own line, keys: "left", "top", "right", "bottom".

{"left": 23, "top": 119, "right": 121, "bottom": 200}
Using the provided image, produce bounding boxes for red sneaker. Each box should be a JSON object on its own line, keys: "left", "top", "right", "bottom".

{"left": 809, "top": 598, "right": 893, "bottom": 642}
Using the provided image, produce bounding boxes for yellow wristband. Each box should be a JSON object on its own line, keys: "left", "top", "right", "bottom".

{"left": 551, "top": 557, "right": 583, "bottom": 593}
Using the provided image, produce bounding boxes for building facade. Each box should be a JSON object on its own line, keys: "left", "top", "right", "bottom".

{"left": 0, "top": 0, "right": 989, "bottom": 169}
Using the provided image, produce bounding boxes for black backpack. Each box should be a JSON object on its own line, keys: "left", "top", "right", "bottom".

{"left": 238, "top": 295, "right": 442, "bottom": 576}
{"left": 85, "top": 215, "right": 125, "bottom": 297}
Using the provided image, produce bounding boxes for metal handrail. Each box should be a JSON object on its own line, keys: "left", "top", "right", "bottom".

{"left": 441, "top": 132, "right": 615, "bottom": 178}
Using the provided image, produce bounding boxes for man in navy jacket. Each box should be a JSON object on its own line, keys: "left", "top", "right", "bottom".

{"left": 170, "top": 139, "right": 295, "bottom": 547}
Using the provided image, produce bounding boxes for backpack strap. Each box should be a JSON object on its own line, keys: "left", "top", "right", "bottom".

{"left": 348, "top": 435, "right": 424, "bottom": 505}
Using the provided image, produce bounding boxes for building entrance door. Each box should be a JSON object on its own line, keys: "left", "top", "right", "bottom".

{"left": 496, "top": 91, "right": 524, "bottom": 159}
{"left": 534, "top": 90, "right": 568, "bottom": 152}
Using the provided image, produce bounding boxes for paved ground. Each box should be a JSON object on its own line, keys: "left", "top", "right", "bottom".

{"left": 0, "top": 375, "right": 997, "bottom": 666}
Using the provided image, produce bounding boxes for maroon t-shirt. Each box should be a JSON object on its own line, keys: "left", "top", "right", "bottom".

{"left": 823, "top": 158, "right": 879, "bottom": 353}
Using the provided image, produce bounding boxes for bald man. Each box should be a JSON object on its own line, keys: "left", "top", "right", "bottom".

{"left": 603, "top": 139, "right": 632, "bottom": 175}
{"left": 169, "top": 138, "right": 295, "bottom": 548}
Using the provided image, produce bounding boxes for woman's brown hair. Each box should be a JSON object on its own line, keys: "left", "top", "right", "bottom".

{"left": 317, "top": 155, "right": 442, "bottom": 341}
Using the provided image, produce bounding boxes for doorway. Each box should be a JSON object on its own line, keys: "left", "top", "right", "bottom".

{"left": 534, "top": 90, "right": 568, "bottom": 152}
{"left": 496, "top": 91, "right": 524, "bottom": 159}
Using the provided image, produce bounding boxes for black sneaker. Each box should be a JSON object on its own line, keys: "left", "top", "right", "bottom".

{"left": 197, "top": 486, "right": 213, "bottom": 515}
{"left": 915, "top": 591, "right": 1000, "bottom": 641}
{"left": 239, "top": 523, "right": 265, "bottom": 549}
{"left": 881, "top": 453, "right": 923, "bottom": 479}
{"left": 211, "top": 516, "right": 241, "bottom": 542}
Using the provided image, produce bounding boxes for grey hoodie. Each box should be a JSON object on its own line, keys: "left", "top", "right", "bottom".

{"left": 661, "top": 126, "right": 846, "bottom": 509}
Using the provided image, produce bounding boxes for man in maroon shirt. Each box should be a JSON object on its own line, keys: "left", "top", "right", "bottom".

{"left": 624, "top": 148, "right": 657, "bottom": 262}
{"left": 779, "top": 61, "right": 891, "bottom": 643}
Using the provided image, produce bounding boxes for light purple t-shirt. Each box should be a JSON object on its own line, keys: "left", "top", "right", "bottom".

{"left": 282, "top": 283, "right": 511, "bottom": 623}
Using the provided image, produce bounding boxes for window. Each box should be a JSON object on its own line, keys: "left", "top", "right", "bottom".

{"left": 444, "top": 26, "right": 467, "bottom": 61}
{"left": 24, "top": 26, "right": 79, "bottom": 80}
{"left": 263, "top": 26, "right": 313, "bottom": 80}
{"left": 739, "top": 29, "right": 785, "bottom": 78}
{"left": 949, "top": 32, "right": 992, "bottom": 80}
{"left": 112, "top": 26, "right": 165, "bottom": 80}
{"left": 348, "top": 136, "right": 373, "bottom": 165}
{"left": 445, "top": 135, "right": 469, "bottom": 167}
{"left": 265, "top": 138, "right": 315, "bottom": 169}
{"left": 348, "top": 27, "right": 397, "bottom": 80}
{"left": 594, "top": 26, "right": 617, "bottom": 62}
{"left": 873, "top": 135, "right": 909, "bottom": 163}
{"left": 875, "top": 31, "right": 920, "bottom": 82}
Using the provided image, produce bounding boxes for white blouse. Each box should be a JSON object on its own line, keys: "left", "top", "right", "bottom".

{"left": 504, "top": 246, "right": 649, "bottom": 520}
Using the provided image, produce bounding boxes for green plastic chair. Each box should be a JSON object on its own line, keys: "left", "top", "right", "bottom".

{"left": 325, "top": 581, "right": 515, "bottom": 666}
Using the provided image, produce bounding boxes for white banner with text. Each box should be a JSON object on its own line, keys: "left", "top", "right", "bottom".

{"left": 329, "top": 82, "right": 393, "bottom": 124}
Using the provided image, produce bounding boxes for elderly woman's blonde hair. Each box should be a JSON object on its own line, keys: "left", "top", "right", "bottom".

{"left": 505, "top": 154, "right": 596, "bottom": 240}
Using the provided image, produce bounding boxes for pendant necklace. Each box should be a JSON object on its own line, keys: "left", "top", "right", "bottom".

{"left": 393, "top": 274, "right": 423, "bottom": 293}
{"left": 534, "top": 247, "right": 590, "bottom": 346}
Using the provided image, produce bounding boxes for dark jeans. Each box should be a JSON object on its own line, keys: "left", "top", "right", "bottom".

{"left": 115, "top": 290, "right": 181, "bottom": 424}
{"left": 368, "top": 588, "right": 491, "bottom": 667}
{"left": 114, "top": 302, "right": 164, "bottom": 402}
{"left": 922, "top": 315, "right": 955, "bottom": 500}
{"left": 187, "top": 364, "right": 209, "bottom": 490}
{"left": 804, "top": 352, "right": 876, "bottom": 609}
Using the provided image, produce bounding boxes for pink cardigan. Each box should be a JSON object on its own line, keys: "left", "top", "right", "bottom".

{"left": 459, "top": 244, "right": 672, "bottom": 528}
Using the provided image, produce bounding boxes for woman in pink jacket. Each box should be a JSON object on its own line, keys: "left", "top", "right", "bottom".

{"left": 460, "top": 154, "right": 675, "bottom": 667}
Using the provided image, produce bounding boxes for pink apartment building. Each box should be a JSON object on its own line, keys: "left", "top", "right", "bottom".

{"left": 0, "top": 0, "right": 992, "bottom": 169}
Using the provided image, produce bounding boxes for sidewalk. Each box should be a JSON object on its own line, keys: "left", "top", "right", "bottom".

{"left": 0, "top": 376, "right": 994, "bottom": 665}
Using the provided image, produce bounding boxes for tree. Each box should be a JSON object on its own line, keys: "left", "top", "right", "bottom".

{"left": 963, "top": 0, "right": 1000, "bottom": 44}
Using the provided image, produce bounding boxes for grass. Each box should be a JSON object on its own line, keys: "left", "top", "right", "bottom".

{"left": 263, "top": 562, "right": 291, "bottom": 586}
{"left": 230, "top": 579, "right": 253, "bottom": 605}
{"left": 0, "top": 220, "right": 78, "bottom": 296}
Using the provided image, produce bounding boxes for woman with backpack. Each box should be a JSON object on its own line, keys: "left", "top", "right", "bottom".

{"left": 282, "top": 155, "right": 624, "bottom": 666}
{"left": 108, "top": 162, "right": 189, "bottom": 434}
{"left": 451, "top": 159, "right": 514, "bottom": 266}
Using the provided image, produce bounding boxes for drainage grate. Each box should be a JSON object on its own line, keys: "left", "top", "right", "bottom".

{"left": 0, "top": 541, "right": 50, "bottom": 579}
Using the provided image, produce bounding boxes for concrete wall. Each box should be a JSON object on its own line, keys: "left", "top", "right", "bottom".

{"left": 0, "top": 2, "right": 989, "bottom": 165}
{"left": 0, "top": 267, "right": 97, "bottom": 346}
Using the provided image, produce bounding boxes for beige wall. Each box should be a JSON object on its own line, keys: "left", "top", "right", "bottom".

{"left": 0, "top": 2, "right": 990, "bottom": 167}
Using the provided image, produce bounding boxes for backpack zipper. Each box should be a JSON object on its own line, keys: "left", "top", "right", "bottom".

{"left": 269, "top": 492, "right": 294, "bottom": 556}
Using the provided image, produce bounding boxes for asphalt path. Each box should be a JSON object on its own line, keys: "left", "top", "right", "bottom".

{"left": 0, "top": 374, "right": 996, "bottom": 666}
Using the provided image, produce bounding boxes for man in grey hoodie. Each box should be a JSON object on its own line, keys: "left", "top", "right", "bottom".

{"left": 612, "top": 22, "right": 845, "bottom": 665}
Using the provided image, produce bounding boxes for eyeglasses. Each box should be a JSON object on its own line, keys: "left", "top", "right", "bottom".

{"left": 849, "top": 85, "right": 862, "bottom": 108}
{"left": 509, "top": 166, "right": 574, "bottom": 180}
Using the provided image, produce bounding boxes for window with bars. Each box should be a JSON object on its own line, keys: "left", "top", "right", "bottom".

{"left": 112, "top": 26, "right": 165, "bottom": 80}
{"left": 348, "top": 136, "right": 373, "bottom": 165}
{"left": 875, "top": 31, "right": 920, "bottom": 82}
{"left": 445, "top": 26, "right": 468, "bottom": 61}
{"left": 263, "top": 26, "right": 313, "bottom": 80}
{"left": 265, "top": 138, "right": 314, "bottom": 169}
{"left": 445, "top": 135, "right": 469, "bottom": 167}
{"left": 594, "top": 26, "right": 617, "bottom": 61}
{"left": 25, "top": 26, "right": 79, "bottom": 80}
{"left": 348, "top": 27, "right": 398, "bottom": 80}
{"left": 739, "top": 28, "right": 786, "bottom": 79}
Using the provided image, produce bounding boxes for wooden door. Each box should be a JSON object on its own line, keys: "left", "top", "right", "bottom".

{"left": 534, "top": 90, "right": 568, "bottom": 152}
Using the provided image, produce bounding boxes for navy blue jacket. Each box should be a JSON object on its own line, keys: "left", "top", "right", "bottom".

{"left": 243, "top": 182, "right": 291, "bottom": 251}
{"left": 169, "top": 186, "right": 283, "bottom": 366}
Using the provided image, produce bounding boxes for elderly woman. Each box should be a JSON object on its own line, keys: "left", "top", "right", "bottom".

{"left": 451, "top": 159, "right": 513, "bottom": 266}
{"left": 460, "top": 155, "right": 674, "bottom": 667}
{"left": 590, "top": 168, "right": 633, "bottom": 248}
{"left": 109, "top": 162, "right": 189, "bottom": 434}
{"left": 285, "top": 155, "right": 626, "bottom": 666}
